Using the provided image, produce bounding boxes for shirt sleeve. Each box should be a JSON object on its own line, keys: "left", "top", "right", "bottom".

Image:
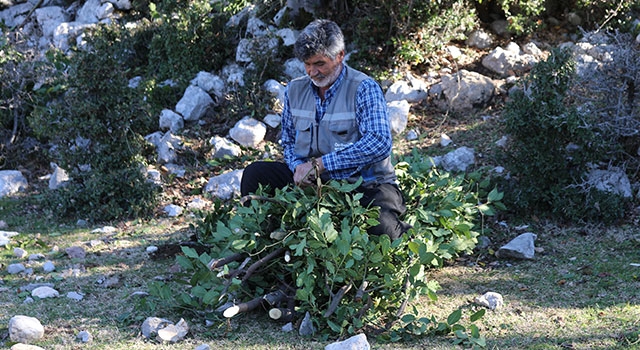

{"left": 321, "top": 79, "right": 392, "bottom": 178}
{"left": 281, "top": 86, "right": 304, "bottom": 173}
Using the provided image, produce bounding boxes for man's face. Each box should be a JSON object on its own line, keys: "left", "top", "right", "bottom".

{"left": 303, "top": 51, "right": 344, "bottom": 88}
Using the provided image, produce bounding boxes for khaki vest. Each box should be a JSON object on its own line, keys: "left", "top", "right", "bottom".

{"left": 287, "top": 66, "right": 396, "bottom": 185}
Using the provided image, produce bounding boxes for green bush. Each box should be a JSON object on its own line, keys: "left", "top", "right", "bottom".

{"left": 28, "top": 25, "right": 159, "bottom": 222}
{"left": 148, "top": 158, "right": 500, "bottom": 344}
{"left": 500, "top": 48, "right": 627, "bottom": 223}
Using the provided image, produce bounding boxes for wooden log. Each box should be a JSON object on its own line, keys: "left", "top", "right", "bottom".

{"left": 223, "top": 295, "right": 264, "bottom": 318}
{"left": 268, "top": 307, "right": 293, "bottom": 322}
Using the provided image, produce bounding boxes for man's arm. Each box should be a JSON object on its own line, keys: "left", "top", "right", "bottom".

{"left": 321, "top": 79, "right": 392, "bottom": 177}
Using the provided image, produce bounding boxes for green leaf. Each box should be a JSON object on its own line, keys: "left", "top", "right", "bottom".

{"left": 478, "top": 204, "right": 495, "bottom": 216}
{"left": 487, "top": 187, "right": 504, "bottom": 202}
{"left": 327, "top": 319, "right": 342, "bottom": 332}
{"left": 400, "top": 314, "right": 416, "bottom": 323}
{"left": 231, "top": 239, "right": 249, "bottom": 250}
{"left": 470, "top": 309, "right": 486, "bottom": 322}
{"left": 447, "top": 309, "right": 462, "bottom": 325}
{"left": 181, "top": 246, "right": 199, "bottom": 258}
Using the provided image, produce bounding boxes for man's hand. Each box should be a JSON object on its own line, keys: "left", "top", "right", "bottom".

{"left": 294, "top": 158, "right": 325, "bottom": 187}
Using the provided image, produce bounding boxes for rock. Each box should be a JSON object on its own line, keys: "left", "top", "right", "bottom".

{"left": 9, "top": 315, "right": 45, "bottom": 343}
{"left": 209, "top": 136, "right": 242, "bottom": 158}
{"left": 10, "top": 343, "right": 46, "bottom": 350}
{"left": 187, "top": 198, "right": 210, "bottom": 211}
{"left": 481, "top": 45, "right": 537, "bottom": 76}
{"left": 299, "top": 311, "right": 315, "bottom": 336}
{"left": 440, "top": 70, "right": 495, "bottom": 112}
{"left": 32, "top": 286, "right": 59, "bottom": 299}
{"left": 65, "top": 246, "right": 86, "bottom": 259}
{"left": 586, "top": 167, "right": 632, "bottom": 198}
{"left": 387, "top": 100, "right": 410, "bottom": 136}
{"left": 0, "top": 230, "right": 19, "bottom": 246}
{"left": 229, "top": 116, "right": 267, "bottom": 148}
{"left": 439, "top": 146, "right": 475, "bottom": 172}
{"left": 191, "top": 71, "right": 225, "bottom": 98}
{"left": 8, "top": 263, "right": 26, "bottom": 274}
{"left": 325, "top": 333, "right": 370, "bottom": 350}
{"left": 67, "top": 291, "right": 84, "bottom": 301}
{"left": 48, "top": 163, "right": 69, "bottom": 190}
{"left": 42, "top": 261, "right": 55, "bottom": 273}
{"left": 14, "top": 247, "right": 28, "bottom": 259}
{"left": 146, "top": 246, "right": 159, "bottom": 253}
{"left": 466, "top": 29, "right": 494, "bottom": 49}
{"left": 159, "top": 109, "right": 184, "bottom": 133}
{"left": 77, "top": 330, "right": 92, "bottom": 343}
{"left": 496, "top": 232, "right": 537, "bottom": 259}
{"left": 205, "top": 169, "right": 243, "bottom": 200}
{"left": 385, "top": 80, "right": 427, "bottom": 103}
{"left": 156, "top": 318, "right": 189, "bottom": 343}
{"left": 175, "top": 85, "right": 214, "bottom": 122}
{"left": 195, "top": 344, "right": 211, "bottom": 350}
{"left": 475, "top": 291, "right": 504, "bottom": 310}
{"left": 440, "top": 133, "right": 452, "bottom": 147}
{"left": 0, "top": 170, "right": 28, "bottom": 197}
{"left": 163, "top": 204, "right": 183, "bottom": 217}
{"left": 141, "top": 317, "right": 173, "bottom": 338}
{"left": 91, "top": 226, "right": 117, "bottom": 234}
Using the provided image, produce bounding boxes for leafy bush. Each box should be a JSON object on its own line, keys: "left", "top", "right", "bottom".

{"left": 148, "top": 158, "right": 500, "bottom": 345}
{"left": 500, "top": 48, "right": 628, "bottom": 223}
{"left": 28, "top": 25, "right": 160, "bottom": 222}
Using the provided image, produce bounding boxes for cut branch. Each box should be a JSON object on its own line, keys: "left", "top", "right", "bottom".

{"left": 207, "top": 252, "right": 245, "bottom": 270}
{"left": 241, "top": 247, "right": 286, "bottom": 283}
{"left": 324, "top": 283, "right": 352, "bottom": 317}
{"left": 223, "top": 295, "right": 264, "bottom": 318}
{"left": 355, "top": 280, "right": 368, "bottom": 302}
{"left": 240, "top": 194, "right": 284, "bottom": 206}
{"left": 269, "top": 307, "right": 294, "bottom": 322}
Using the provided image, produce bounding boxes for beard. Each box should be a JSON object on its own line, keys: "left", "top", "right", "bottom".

{"left": 311, "top": 64, "right": 342, "bottom": 88}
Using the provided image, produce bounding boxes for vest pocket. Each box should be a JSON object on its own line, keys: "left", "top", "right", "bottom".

{"left": 327, "top": 120, "right": 358, "bottom": 152}
{"left": 294, "top": 119, "right": 313, "bottom": 157}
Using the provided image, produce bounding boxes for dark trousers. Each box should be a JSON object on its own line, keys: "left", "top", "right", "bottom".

{"left": 241, "top": 161, "right": 411, "bottom": 240}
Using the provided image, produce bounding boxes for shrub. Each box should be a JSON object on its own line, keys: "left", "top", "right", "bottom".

{"left": 500, "top": 47, "right": 629, "bottom": 223}
{"left": 28, "top": 25, "right": 160, "bottom": 222}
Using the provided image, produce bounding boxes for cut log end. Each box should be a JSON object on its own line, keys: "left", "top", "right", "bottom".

{"left": 268, "top": 308, "right": 282, "bottom": 320}
{"left": 223, "top": 305, "right": 240, "bottom": 318}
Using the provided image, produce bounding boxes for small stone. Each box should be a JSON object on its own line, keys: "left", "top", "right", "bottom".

{"left": 67, "top": 291, "right": 84, "bottom": 301}
{"left": 325, "top": 333, "right": 370, "bottom": 350}
{"left": 282, "top": 322, "right": 294, "bottom": 332}
{"left": 298, "top": 311, "right": 315, "bottom": 336}
{"left": 28, "top": 254, "right": 45, "bottom": 261}
{"left": 8, "top": 263, "right": 26, "bottom": 274}
{"left": 474, "top": 291, "right": 504, "bottom": 310}
{"left": 42, "top": 261, "right": 55, "bottom": 273}
{"left": 195, "top": 344, "right": 211, "bottom": 350}
{"left": 14, "top": 248, "right": 28, "bottom": 259}
{"left": 157, "top": 318, "right": 189, "bottom": 343}
{"left": 76, "top": 330, "right": 92, "bottom": 343}
{"left": 65, "top": 246, "right": 86, "bottom": 259}
{"left": 146, "top": 245, "right": 158, "bottom": 253}
{"left": 32, "top": 286, "right": 59, "bottom": 299}
{"left": 141, "top": 317, "right": 172, "bottom": 339}
{"left": 23, "top": 297, "right": 34, "bottom": 304}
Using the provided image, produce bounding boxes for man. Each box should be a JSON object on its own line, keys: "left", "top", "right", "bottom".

{"left": 241, "top": 19, "right": 410, "bottom": 240}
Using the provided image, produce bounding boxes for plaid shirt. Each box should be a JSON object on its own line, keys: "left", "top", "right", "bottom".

{"left": 281, "top": 65, "right": 392, "bottom": 181}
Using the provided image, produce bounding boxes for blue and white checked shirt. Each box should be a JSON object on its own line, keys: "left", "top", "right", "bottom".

{"left": 281, "top": 65, "right": 393, "bottom": 181}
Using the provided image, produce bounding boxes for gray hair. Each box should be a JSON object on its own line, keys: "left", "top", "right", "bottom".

{"left": 293, "top": 19, "right": 345, "bottom": 61}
